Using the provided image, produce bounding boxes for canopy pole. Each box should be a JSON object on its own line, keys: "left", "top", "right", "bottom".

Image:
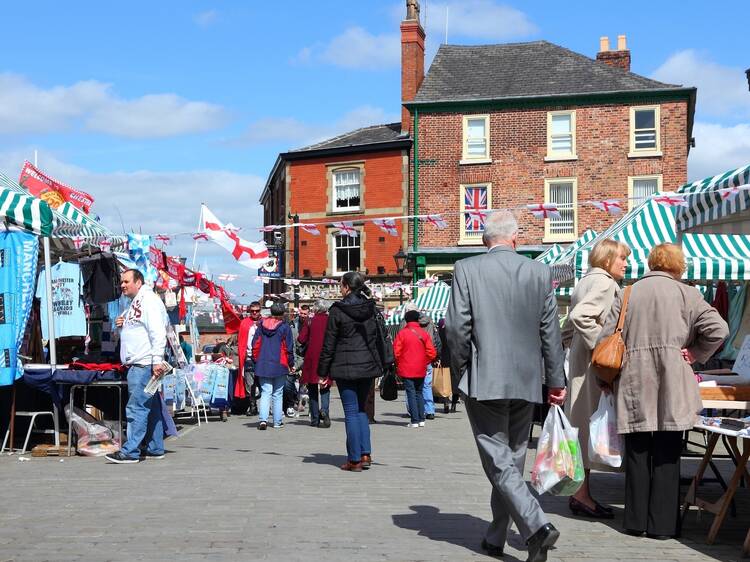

{"left": 42, "top": 236, "right": 57, "bottom": 367}
{"left": 191, "top": 205, "right": 203, "bottom": 269}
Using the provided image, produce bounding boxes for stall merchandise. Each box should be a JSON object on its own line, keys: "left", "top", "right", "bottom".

{"left": 36, "top": 260, "right": 87, "bottom": 341}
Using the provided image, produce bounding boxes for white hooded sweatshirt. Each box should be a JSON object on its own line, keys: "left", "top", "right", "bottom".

{"left": 120, "top": 285, "right": 168, "bottom": 366}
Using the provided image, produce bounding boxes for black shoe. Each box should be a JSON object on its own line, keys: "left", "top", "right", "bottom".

{"left": 646, "top": 533, "right": 674, "bottom": 540}
{"left": 140, "top": 451, "right": 165, "bottom": 460}
{"left": 624, "top": 529, "right": 645, "bottom": 537}
{"left": 481, "top": 538, "right": 504, "bottom": 557}
{"left": 258, "top": 421, "right": 267, "bottom": 430}
{"left": 526, "top": 523, "right": 559, "bottom": 562}
{"left": 425, "top": 413, "right": 435, "bottom": 420}
{"left": 320, "top": 411, "right": 331, "bottom": 428}
{"left": 443, "top": 402, "right": 450, "bottom": 414}
{"left": 310, "top": 419, "right": 319, "bottom": 427}
{"left": 105, "top": 451, "right": 140, "bottom": 464}
{"left": 450, "top": 403, "right": 457, "bottom": 413}
{"left": 568, "top": 497, "right": 614, "bottom": 519}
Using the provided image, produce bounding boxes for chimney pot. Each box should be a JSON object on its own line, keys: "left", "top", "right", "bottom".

{"left": 599, "top": 36, "right": 610, "bottom": 52}
{"left": 596, "top": 34, "right": 631, "bottom": 72}
{"left": 617, "top": 35, "right": 627, "bottom": 51}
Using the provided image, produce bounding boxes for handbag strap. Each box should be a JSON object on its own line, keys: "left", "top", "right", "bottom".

{"left": 615, "top": 285, "right": 633, "bottom": 333}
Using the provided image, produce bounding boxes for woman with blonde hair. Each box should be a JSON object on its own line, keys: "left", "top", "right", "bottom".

{"left": 599, "top": 243, "right": 727, "bottom": 538}
{"left": 562, "top": 238, "right": 630, "bottom": 518}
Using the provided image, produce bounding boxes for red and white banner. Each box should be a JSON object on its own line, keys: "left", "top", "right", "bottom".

{"left": 98, "top": 238, "right": 112, "bottom": 252}
{"left": 589, "top": 199, "right": 623, "bottom": 215}
{"left": 373, "top": 218, "right": 398, "bottom": 236}
{"left": 155, "top": 234, "right": 171, "bottom": 246}
{"left": 201, "top": 205, "right": 269, "bottom": 269}
{"left": 300, "top": 223, "right": 320, "bottom": 235}
{"left": 71, "top": 236, "right": 85, "bottom": 249}
{"left": 421, "top": 214, "right": 448, "bottom": 230}
{"left": 527, "top": 203, "right": 561, "bottom": 219}
{"left": 717, "top": 184, "right": 750, "bottom": 201}
{"left": 333, "top": 221, "right": 358, "bottom": 237}
{"left": 19, "top": 161, "right": 95, "bottom": 214}
{"left": 653, "top": 194, "right": 688, "bottom": 208}
{"left": 193, "top": 232, "right": 209, "bottom": 240}
{"left": 218, "top": 273, "right": 239, "bottom": 281}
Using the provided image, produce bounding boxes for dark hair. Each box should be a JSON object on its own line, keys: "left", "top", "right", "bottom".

{"left": 404, "top": 310, "right": 420, "bottom": 323}
{"left": 341, "top": 271, "right": 371, "bottom": 298}
{"left": 249, "top": 301, "right": 260, "bottom": 307}
{"left": 300, "top": 304, "right": 310, "bottom": 311}
{"left": 270, "top": 302, "right": 286, "bottom": 317}
{"left": 123, "top": 268, "right": 144, "bottom": 284}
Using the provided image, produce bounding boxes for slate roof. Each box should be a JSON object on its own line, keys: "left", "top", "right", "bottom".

{"left": 412, "top": 41, "right": 689, "bottom": 104}
{"left": 290, "top": 122, "right": 407, "bottom": 153}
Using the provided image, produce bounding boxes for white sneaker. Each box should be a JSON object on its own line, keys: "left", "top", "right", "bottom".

{"left": 418, "top": 421, "right": 425, "bottom": 427}
{"left": 285, "top": 407, "right": 297, "bottom": 418}
{"left": 407, "top": 423, "right": 419, "bottom": 428}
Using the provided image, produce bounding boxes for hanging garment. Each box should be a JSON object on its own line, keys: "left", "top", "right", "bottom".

{"left": 79, "top": 253, "right": 120, "bottom": 304}
{"left": 712, "top": 281, "right": 729, "bottom": 322}
{"left": 36, "top": 261, "right": 88, "bottom": 341}
{"left": 0, "top": 232, "right": 39, "bottom": 386}
{"left": 719, "top": 283, "right": 749, "bottom": 361}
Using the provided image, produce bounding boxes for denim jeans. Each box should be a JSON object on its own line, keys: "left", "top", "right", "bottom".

{"left": 405, "top": 364, "right": 435, "bottom": 416}
{"left": 283, "top": 374, "right": 299, "bottom": 411}
{"left": 402, "top": 377, "right": 425, "bottom": 424}
{"left": 308, "top": 384, "right": 331, "bottom": 424}
{"left": 258, "top": 376, "right": 285, "bottom": 425}
{"left": 337, "top": 378, "right": 372, "bottom": 462}
{"left": 120, "top": 365, "right": 164, "bottom": 459}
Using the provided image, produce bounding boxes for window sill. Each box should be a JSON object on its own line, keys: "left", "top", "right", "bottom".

{"left": 459, "top": 158, "right": 493, "bottom": 166}
{"left": 544, "top": 155, "right": 578, "bottom": 162}
{"left": 457, "top": 238, "right": 484, "bottom": 246}
{"left": 327, "top": 209, "right": 362, "bottom": 216}
{"left": 627, "top": 151, "right": 662, "bottom": 159}
{"left": 543, "top": 236, "right": 576, "bottom": 244}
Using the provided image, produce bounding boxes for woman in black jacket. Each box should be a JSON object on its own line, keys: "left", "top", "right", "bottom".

{"left": 318, "top": 271, "right": 383, "bottom": 471}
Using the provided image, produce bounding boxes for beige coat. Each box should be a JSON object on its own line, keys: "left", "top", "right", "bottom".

{"left": 561, "top": 268, "right": 619, "bottom": 468}
{"left": 600, "top": 271, "right": 729, "bottom": 434}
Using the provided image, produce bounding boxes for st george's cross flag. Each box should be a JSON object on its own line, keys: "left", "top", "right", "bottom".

{"left": 201, "top": 205, "right": 269, "bottom": 269}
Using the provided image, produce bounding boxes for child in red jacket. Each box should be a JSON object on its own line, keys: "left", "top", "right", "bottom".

{"left": 394, "top": 310, "right": 437, "bottom": 427}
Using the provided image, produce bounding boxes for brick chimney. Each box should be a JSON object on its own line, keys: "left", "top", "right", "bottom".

{"left": 596, "top": 35, "right": 631, "bottom": 72}
{"left": 401, "top": 0, "right": 425, "bottom": 134}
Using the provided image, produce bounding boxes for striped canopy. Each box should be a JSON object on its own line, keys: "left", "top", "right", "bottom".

{"left": 535, "top": 243, "right": 563, "bottom": 264}
{"left": 0, "top": 185, "right": 53, "bottom": 236}
{"left": 676, "top": 164, "right": 750, "bottom": 235}
{"left": 385, "top": 281, "right": 451, "bottom": 326}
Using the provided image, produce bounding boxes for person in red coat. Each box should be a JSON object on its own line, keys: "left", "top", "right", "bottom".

{"left": 297, "top": 300, "right": 332, "bottom": 428}
{"left": 394, "top": 310, "right": 437, "bottom": 427}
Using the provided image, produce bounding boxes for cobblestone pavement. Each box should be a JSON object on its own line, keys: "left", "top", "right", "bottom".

{"left": 0, "top": 395, "right": 747, "bottom": 562}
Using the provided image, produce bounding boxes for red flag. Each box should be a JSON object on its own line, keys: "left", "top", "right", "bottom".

{"left": 221, "top": 298, "right": 241, "bottom": 334}
{"left": 178, "top": 287, "right": 186, "bottom": 321}
{"left": 19, "top": 161, "right": 95, "bottom": 213}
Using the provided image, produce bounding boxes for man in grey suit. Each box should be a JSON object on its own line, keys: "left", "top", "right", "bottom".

{"left": 446, "top": 211, "right": 566, "bottom": 562}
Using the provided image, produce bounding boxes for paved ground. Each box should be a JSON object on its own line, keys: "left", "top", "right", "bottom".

{"left": 0, "top": 395, "right": 747, "bottom": 562}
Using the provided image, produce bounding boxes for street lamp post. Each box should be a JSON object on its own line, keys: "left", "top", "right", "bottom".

{"left": 393, "top": 247, "right": 408, "bottom": 305}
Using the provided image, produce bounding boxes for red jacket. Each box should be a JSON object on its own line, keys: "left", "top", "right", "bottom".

{"left": 297, "top": 313, "right": 328, "bottom": 385}
{"left": 394, "top": 322, "right": 437, "bottom": 378}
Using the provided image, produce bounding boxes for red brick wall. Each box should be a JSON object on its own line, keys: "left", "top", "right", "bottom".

{"left": 411, "top": 99, "right": 689, "bottom": 248}
{"left": 401, "top": 20, "right": 425, "bottom": 134}
{"left": 288, "top": 150, "right": 407, "bottom": 277}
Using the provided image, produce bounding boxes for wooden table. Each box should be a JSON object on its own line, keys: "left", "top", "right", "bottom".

{"left": 682, "top": 423, "right": 750, "bottom": 554}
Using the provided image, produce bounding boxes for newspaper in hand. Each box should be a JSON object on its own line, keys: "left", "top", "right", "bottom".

{"left": 143, "top": 362, "right": 174, "bottom": 396}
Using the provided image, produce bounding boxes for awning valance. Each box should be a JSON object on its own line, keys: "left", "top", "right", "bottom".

{"left": 385, "top": 281, "right": 451, "bottom": 326}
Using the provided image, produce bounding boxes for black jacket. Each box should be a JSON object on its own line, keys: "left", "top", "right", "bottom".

{"left": 317, "top": 292, "right": 382, "bottom": 380}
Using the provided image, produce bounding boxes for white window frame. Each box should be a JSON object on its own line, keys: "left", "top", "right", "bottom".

{"left": 545, "top": 110, "right": 577, "bottom": 161}
{"left": 629, "top": 105, "right": 662, "bottom": 157}
{"left": 461, "top": 115, "right": 491, "bottom": 163}
{"left": 332, "top": 230, "right": 361, "bottom": 275}
{"left": 332, "top": 167, "right": 361, "bottom": 212}
{"left": 544, "top": 178, "right": 578, "bottom": 243}
{"left": 628, "top": 174, "right": 663, "bottom": 210}
{"left": 458, "top": 182, "right": 492, "bottom": 244}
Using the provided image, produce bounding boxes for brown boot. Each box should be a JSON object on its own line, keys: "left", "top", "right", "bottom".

{"left": 340, "top": 460, "right": 363, "bottom": 472}
{"left": 360, "top": 454, "right": 372, "bottom": 468}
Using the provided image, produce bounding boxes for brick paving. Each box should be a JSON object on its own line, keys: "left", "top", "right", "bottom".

{"left": 0, "top": 396, "right": 747, "bottom": 562}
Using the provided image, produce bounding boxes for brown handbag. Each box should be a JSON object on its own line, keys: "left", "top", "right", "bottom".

{"left": 591, "top": 285, "right": 632, "bottom": 384}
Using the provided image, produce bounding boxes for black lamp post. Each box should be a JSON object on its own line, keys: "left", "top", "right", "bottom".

{"left": 393, "top": 247, "right": 408, "bottom": 305}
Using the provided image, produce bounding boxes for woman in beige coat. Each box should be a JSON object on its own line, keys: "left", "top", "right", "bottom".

{"left": 599, "top": 243, "right": 728, "bottom": 539}
{"left": 562, "top": 239, "right": 629, "bottom": 519}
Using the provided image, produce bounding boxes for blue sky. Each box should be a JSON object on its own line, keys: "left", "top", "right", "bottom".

{"left": 1, "top": 1, "right": 747, "bottom": 299}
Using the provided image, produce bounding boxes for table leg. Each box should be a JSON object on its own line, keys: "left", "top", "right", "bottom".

{"left": 726, "top": 437, "right": 750, "bottom": 488}
{"left": 682, "top": 432, "right": 720, "bottom": 511}
{"left": 67, "top": 385, "right": 76, "bottom": 457}
{"left": 743, "top": 526, "right": 750, "bottom": 556}
{"left": 707, "top": 439, "right": 750, "bottom": 544}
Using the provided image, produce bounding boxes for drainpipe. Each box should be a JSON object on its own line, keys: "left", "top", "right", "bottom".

{"left": 412, "top": 109, "right": 419, "bottom": 287}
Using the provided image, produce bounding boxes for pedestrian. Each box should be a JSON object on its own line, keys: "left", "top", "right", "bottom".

{"left": 394, "top": 309, "right": 437, "bottom": 427}
{"left": 297, "top": 299, "right": 332, "bottom": 428}
{"left": 251, "top": 302, "right": 295, "bottom": 430}
{"left": 238, "top": 301, "right": 262, "bottom": 416}
{"left": 318, "top": 271, "right": 384, "bottom": 472}
{"left": 445, "top": 211, "right": 566, "bottom": 562}
{"left": 598, "top": 243, "right": 728, "bottom": 539}
{"left": 284, "top": 308, "right": 304, "bottom": 418}
{"left": 105, "top": 269, "right": 169, "bottom": 464}
{"left": 437, "top": 317, "right": 460, "bottom": 413}
{"left": 179, "top": 332, "right": 193, "bottom": 363}
{"left": 561, "top": 238, "right": 630, "bottom": 518}
{"left": 399, "top": 303, "right": 441, "bottom": 419}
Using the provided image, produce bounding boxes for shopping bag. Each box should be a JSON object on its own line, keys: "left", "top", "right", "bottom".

{"left": 379, "top": 365, "right": 398, "bottom": 401}
{"left": 588, "top": 393, "right": 623, "bottom": 467}
{"left": 531, "top": 405, "right": 585, "bottom": 496}
{"left": 432, "top": 365, "right": 452, "bottom": 398}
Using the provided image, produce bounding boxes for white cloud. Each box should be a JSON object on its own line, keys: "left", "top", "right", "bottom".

{"left": 296, "top": 27, "right": 400, "bottom": 70}
{"left": 236, "top": 105, "right": 400, "bottom": 148}
{"left": 194, "top": 10, "right": 218, "bottom": 27}
{"left": 0, "top": 73, "right": 227, "bottom": 138}
{"left": 688, "top": 121, "right": 750, "bottom": 181}
{"left": 424, "top": 1, "right": 538, "bottom": 42}
{"left": 651, "top": 50, "right": 750, "bottom": 119}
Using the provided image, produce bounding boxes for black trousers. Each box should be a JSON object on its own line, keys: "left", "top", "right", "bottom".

{"left": 624, "top": 431, "right": 683, "bottom": 536}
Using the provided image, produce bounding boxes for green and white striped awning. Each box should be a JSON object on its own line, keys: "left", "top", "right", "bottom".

{"left": 536, "top": 244, "right": 563, "bottom": 264}
{"left": 385, "top": 281, "right": 451, "bottom": 326}
{"left": 676, "top": 164, "right": 750, "bottom": 234}
{"left": 0, "top": 185, "right": 53, "bottom": 236}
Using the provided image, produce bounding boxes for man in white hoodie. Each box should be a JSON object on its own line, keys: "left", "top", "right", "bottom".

{"left": 105, "top": 269, "right": 168, "bottom": 464}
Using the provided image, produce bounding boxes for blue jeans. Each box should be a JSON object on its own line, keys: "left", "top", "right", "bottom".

{"left": 258, "top": 376, "right": 285, "bottom": 425}
{"left": 308, "top": 384, "right": 330, "bottom": 424}
{"left": 403, "top": 377, "right": 425, "bottom": 424}
{"left": 120, "top": 365, "right": 164, "bottom": 458}
{"left": 337, "top": 378, "right": 372, "bottom": 462}
{"left": 405, "top": 364, "right": 435, "bottom": 416}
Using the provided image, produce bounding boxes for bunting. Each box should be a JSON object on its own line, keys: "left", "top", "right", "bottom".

{"left": 301, "top": 223, "right": 320, "bottom": 235}
{"left": 589, "top": 199, "right": 623, "bottom": 215}
{"left": 526, "top": 203, "right": 561, "bottom": 219}
{"left": 332, "top": 221, "right": 358, "bottom": 238}
{"left": 373, "top": 218, "right": 398, "bottom": 236}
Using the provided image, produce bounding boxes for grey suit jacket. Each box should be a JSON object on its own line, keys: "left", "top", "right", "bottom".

{"left": 445, "top": 245, "right": 565, "bottom": 403}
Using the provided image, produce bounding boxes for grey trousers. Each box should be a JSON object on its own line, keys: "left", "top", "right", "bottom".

{"left": 465, "top": 398, "right": 548, "bottom": 547}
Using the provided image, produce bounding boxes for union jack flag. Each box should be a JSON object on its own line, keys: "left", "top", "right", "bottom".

{"left": 464, "top": 187, "right": 488, "bottom": 232}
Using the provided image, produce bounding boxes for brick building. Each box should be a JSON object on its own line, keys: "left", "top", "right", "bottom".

{"left": 403, "top": 36, "right": 696, "bottom": 280}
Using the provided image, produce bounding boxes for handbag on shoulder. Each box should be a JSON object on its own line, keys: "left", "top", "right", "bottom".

{"left": 591, "top": 285, "right": 632, "bottom": 385}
